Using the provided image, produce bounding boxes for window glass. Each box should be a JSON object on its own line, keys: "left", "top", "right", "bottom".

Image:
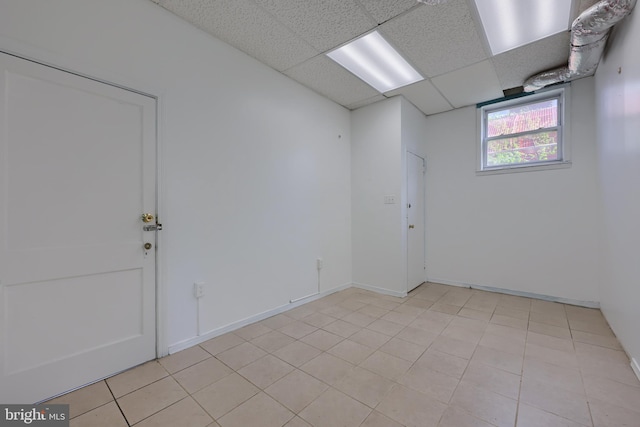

{"left": 481, "top": 92, "right": 563, "bottom": 170}
{"left": 487, "top": 99, "right": 557, "bottom": 137}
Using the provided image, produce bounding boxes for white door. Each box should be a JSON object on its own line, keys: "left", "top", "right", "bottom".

{"left": 0, "top": 52, "right": 157, "bottom": 404}
{"left": 407, "top": 152, "right": 426, "bottom": 292}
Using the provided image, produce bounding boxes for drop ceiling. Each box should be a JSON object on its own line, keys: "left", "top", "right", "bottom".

{"left": 149, "top": 0, "right": 599, "bottom": 115}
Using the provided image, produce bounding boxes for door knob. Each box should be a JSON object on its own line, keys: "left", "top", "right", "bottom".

{"left": 409, "top": 224, "right": 415, "bottom": 229}
{"left": 141, "top": 213, "right": 154, "bottom": 223}
{"left": 144, "top": 242, "right": 152, "bottom": 250}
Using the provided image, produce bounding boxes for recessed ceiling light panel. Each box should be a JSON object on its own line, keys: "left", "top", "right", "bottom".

{"left": 474, "top": 0, "right": 572, "bottom": 55}
{"left": 327, "top": 31, "right": 424, "bottom": 93}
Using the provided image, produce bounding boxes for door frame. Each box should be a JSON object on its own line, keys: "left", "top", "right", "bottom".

{"left": 0, "top": 48, "right": 168, "bottom": 361}
{"left": 406, "top": 150, "right": 426, "bottom": 292}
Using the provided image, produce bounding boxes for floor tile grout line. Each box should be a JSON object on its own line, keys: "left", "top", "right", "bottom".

{"left": 110, "top": 372, "right": 171, "bottom": 401}
{"left": 447, "top": 328, "right": 492, "bottom": 424}
{"left": 572, "top": 322, "right": 599, "bottom": 427}
{"left": 132, "top": 396, "right": 198, "bottom": 427}
{"left": 113, "top": 357, "right": 213, "bottom": 425}
{"left": 514, "top": 329, "right": 530, "bottom": 427}
{"left": 523, "top": 327, "right": 601, "bottom": 427}
{"left": 52, "top": 283, "right": 635, "bottom": 427}
{"left": 104, "top": 379, "right": 132, "bottom": 427}
{"left": 66, "top": 395, "right": 122, "bottom": 424}
{"left": 181, "top": 372, "right": 225, "bottom": 427}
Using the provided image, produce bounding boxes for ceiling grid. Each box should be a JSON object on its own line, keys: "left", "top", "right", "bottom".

{"left": 151, "top": 0, "right": 599, "bottom": 115}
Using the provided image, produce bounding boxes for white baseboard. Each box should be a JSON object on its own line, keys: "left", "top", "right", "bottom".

{"left": 168, "top": 282, "right": 351, "bottom": 354}
{"left": 424, "top": 278, "right": 471, "bottom": 291}
{"left": 632, "top": 358, "right": 640, "bottom": 382}
{"left": 170, "top": 277, "right": 602, "bottom": 355}
{"left": 426, "top": 277, "right": 600, "bottom": 308}
{"left": 352, "top": 282, "right": 407, "bottom": 298}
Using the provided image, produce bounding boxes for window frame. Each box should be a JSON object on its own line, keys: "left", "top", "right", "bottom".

{"left": 477, "top": 86, "right": 571, "bottom": 174}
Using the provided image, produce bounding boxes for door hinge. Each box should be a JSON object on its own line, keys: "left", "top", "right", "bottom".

{"left": 143, "top": 223, "right": 163, "bottom": 232}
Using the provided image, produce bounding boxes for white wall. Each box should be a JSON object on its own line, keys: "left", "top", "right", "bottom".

{"left": 400, "top": 98, "right": 429, "bottom": 287}
{"left": 351, "top": 97, "right": 429, "bottom": 296}
{"left": 0, "top": 0, "right": 352, "bottom": 351}
{"left": 400, "top": 97, "right": 429, "bottom": 159}
{"left": 351, "top": 98, "right": 404, "bottom": 295}
{"left": 594, "top": 8, "right": 640, "bottom": 372}
{"left": 422, "top": 78, "right": 600, "bottom": 304}
{"left": 5, "top": 0, "right": 631, "bottom": 364}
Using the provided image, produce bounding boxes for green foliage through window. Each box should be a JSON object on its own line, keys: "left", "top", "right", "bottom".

{"left": 481, "top": 92, "right": 563, "bottom": 170}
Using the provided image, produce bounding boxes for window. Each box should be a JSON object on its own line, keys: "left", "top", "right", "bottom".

{"left": 479, "top": 88, "right": 567, "bottom": 172}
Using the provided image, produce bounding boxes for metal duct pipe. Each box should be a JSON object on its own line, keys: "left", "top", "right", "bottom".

{"left": 524, "top": 0, "right": 637, "bottom": 92}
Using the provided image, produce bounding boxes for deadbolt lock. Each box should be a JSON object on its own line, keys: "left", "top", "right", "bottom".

{"left": 144, "top": 242, "right": 152, "bottom": 250}
{"left": 409, "top": 224, "right": 415, "bottom": 229}
{"left": 141, "top": 213, "right": 154, "bottom": 223}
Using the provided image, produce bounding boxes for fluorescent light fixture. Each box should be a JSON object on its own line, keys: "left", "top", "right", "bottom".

{"left": 327, "top": 31, "right": 423, "bottom": 93}
{"left": 474, "top": 0, "right": 572, "bottom": 55}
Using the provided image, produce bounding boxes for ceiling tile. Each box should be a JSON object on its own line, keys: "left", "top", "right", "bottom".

{"left": 253, "top": 0, "right": 376, "bottom": 52}
{"left": 346, "top": 95, "right": 387, "bottom": 110}
{"left": 431, "top": 60, "right": 503, "bottom": 108}
{"left": 386, "top": 79, "right": 453, "bottom": 115}
{"left": 380, "top": 0, "right": 488, "bottom": 78}
{"left": 149, "top": 0, "right": 585, "bottom": 114}
{"left": 356, "top": 0, "right": 418, "bottom": 24}
{"left": 284, "top": 55, "right": 380, "bottom": 107}
{"left": 157, "top": 0, "right": 318, "bottom": 71}
{"left": 492, "top": 32, "right": 570, "bottom": 90}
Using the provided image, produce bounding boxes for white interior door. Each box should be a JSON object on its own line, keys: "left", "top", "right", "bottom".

{"left": 0, "top": 52, "right": 157, "bottom": 404}
{"left": 407, "top": 152, "right": 426, "bottom": 292}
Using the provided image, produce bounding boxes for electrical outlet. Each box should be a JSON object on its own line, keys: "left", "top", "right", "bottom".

{"left": 194, "top": 282, "right": 205, "bottom": 299}
{"left": 317, "top": 258, "right": 324, "bottom": 269}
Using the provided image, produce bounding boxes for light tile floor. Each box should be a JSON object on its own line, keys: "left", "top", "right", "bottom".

{"left": 48, "top": 283, "right": 640, "bottom": 427}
